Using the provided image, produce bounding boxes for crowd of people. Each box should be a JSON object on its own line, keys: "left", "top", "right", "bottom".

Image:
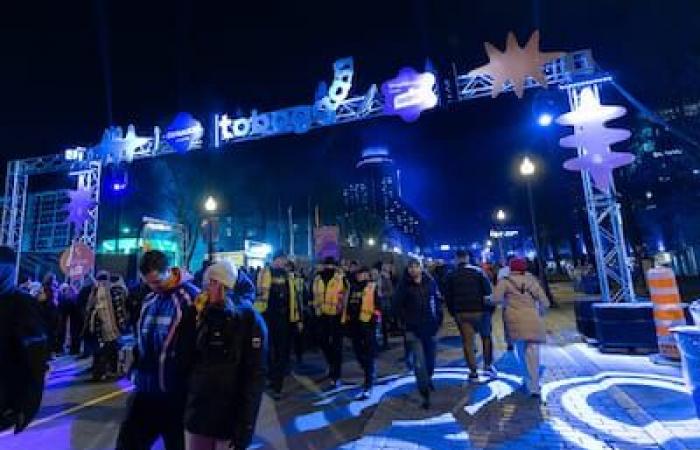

{"left": 0, "top": 245, "right": 551, "bottom": 450}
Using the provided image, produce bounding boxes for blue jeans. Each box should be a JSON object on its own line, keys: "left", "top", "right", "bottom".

{"left": 406, "top": 331, "right": 436, "bottom": 396}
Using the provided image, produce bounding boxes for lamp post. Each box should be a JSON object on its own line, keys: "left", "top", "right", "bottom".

{"left": 520, "top": 156, "right": 547, "bottom": 287}
{"left": 204, "top": 195, "right": 218, "bottom": 263}
{"left": 495, "top": 208, "right": 507, "bottom": 263}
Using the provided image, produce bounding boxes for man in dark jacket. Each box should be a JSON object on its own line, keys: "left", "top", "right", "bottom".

{"left": 444, "top": 250, "right": 495, "bottom": 381}
{"left": 186, "top": 261, "right": 267, "bottom": 450}
{"left": 394, "top": 258, "right": 443, "bottom": 409}
{"left": 0, "top": 246, "right": 48, "bottom": 434}
{"left": 254, "top": 251, "right": 302, "bottom": 400}
{"left": 116, "top": 250, "right": 199, "bottom": 450}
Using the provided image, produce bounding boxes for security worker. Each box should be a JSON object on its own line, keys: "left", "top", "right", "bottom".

{"left": 342, "top": 266, "right": 379, "bottom": 399}
{"left": 255, "top": 251, "right": 301, "bottom": 400}
{"left": 312, "top": 257, "right": 348, "bottom": 388}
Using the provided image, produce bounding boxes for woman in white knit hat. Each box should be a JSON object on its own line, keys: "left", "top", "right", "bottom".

{"left": 185, "top": 261, "right": 268, "bottom": 450}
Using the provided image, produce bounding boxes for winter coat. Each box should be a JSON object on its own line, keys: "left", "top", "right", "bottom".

{"left": 133, "top": 275, "right": 199, "bottom": 395}
{"left": 85, "top": 281, "right": 129, "bottom": 343}
{"left": 185, "top": 298, "right": 267, "bottom": 448}
{"left": 394, "top": 271, "right": 443, "bottom": 337}
{"left": 0, "top": 263, "right": 48, "bottom": 433}
{"left": 493, "top": 272, "right": 550, "bottom": 343}
{"left": 444, "top": 263, "right": 493, "bottom": 314}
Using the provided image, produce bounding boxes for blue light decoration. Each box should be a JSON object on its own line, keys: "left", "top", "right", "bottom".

{"left": 163, "top": 112, "right": 204, "bottom": 153}
{"left": 381, "top": 67, "right": 437, "bottom": 122}
{"left": 537, "top": 112, "right": 553, "bottom": 127}
{"left": 215, "top": 58, "right": 354, "bottom": 147}
{"left": 64, "top": 189, "right": 96, "bottom": 234}
{"left": 92, "top": 125, "right": 149, "bottom": 164}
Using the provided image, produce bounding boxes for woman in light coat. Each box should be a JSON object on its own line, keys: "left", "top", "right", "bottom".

{"left": 492, "top": 257, "right": 549, "bottom": 397}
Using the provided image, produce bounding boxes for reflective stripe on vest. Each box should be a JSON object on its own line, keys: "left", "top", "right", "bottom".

{"left": 254, "top": 268, "right": 299, "bottom": 322}
{"left": 342, "top": 282, "right": 376, "bottom": 324}
{"left": 313, "top": 273, "right": 345, "bottom": 316}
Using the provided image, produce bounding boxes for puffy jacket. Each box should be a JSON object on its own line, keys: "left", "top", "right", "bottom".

{"left": 0, "top": 263, "right": 48, "bottom": 433}
{"left": 233, "top": 270, "right": 256, "bottom": 304}
{"left": 133, "top": 277, "right": 199, "bottom": 394}
{"left": 185, "top": 298, "right": 267, "bottom": 448}
{"left": 444, "top": 263, "right": 493, "bottom": 314}
{"left": 394, "top": 271, "right": 443, "bottom": 337}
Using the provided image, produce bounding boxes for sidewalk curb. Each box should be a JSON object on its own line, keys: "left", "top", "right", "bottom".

{"left": 568, "top": 345, "right": 689, "bottom": 450}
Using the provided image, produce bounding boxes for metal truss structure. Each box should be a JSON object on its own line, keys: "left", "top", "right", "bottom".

{"left": 0, "top": 47, "right": 634, "bottom": 300}
{"left": 563, "top": 82, "right": 635, "bottom": 303}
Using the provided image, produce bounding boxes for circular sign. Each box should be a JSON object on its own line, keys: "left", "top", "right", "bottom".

{"left": 59, "top": 241, "right": 95, "bottom": 280}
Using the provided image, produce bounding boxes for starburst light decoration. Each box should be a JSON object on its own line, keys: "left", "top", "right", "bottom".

{"left": 92, "top": 124, "right": 149, "bottom": 164}
{"left": 468, "top": 30, "right": 565, "bottom": 98}
{"left": 65, "top": 189, "right": 96, "bottom": 234}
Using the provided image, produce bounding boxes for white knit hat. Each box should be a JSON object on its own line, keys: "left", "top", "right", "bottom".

{"left": 203, "top": 261, "right": 238, "bottom": 289}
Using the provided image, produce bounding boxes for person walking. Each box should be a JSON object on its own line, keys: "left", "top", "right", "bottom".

{"left": 185, "top": 261, "right": 267, "bottom": 450}
{"left": 84, "top": 270, "right": 129, "bottom": 381}
{"left": 492, "top": 257, "right": 550, "bottom": 397}
{"left": 254, "top": 251, "right": 301, "bottom": 400}
{"left": 116, "top": 250, "right": 199, "bottom": 450}
{"left": 0, "top": 246, "right": 48, "bottom": 434}
{"left": 394, "top": 258, "right": 443, "bottom": 409}
{"left": 312, "top": 257, "right": 348, "bottom": 388}
{"left": 444, "top": 250, "right": 496, "bottom": 381}
{"left": 56, "top": 283, "right": 80, "bottom": 355}
{"left": 342, "top": 266, "right": 379, "bottom": 399}
{"left": 36, "top": 272, "right": 59, "bottom": 358}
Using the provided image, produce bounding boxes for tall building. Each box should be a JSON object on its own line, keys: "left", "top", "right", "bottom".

{"left": 343, "top": 147, "right": 423, "bottom": 249}
{"left": 620, "top": 100, "right": 700, "bottom": 275}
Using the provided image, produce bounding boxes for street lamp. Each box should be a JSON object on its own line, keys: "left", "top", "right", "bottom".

{"left": 204, "top": 196, "right": 218, "bottom": 213}
{"left": 494, "top": 209, "right": 507, "bottom": 263}
{"left": 203, "top": 196, "right": 218, "bottom": 262}
{"left": 496, "top": 209, "right": 506, "bottom": 222}
{"left": 520, "top": 156, "right": 547, "bottom": 288}
{"left": 367, "top": 237, "right": 376, "bottom": 247}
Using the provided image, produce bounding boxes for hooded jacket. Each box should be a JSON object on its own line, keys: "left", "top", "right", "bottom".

{"left": 394, "top": 270, "right": 443, "bottom": 337}
{"left": 0, "top": 261, "right": 48, "bottom": 433}
{"left": 185, "top": 298, "right": 267, "bottom": 448}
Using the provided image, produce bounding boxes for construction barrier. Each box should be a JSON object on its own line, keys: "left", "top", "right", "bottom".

{"left": 647, "top": 267, "right": 686, "bottom": 360}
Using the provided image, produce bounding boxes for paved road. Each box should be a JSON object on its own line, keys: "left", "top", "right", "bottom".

{"left": 2, "top": 284, "right": 699, "bottom": 449}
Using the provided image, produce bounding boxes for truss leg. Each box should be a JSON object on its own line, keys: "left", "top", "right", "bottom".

{"left": 71, "top": 161, "right": 102, "bottom": 275}
{"left": 565, "top": 84, "right": 635, "bottom": 302}
{"left": 1, "top": 161, "right": 29, "bottom": 283}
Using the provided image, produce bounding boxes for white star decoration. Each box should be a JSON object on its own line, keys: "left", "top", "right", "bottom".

{"left": 468, "top": 30, "right": 565, "bottom": 98}
{"left": 92, "top": 124, "right": 149, "bottom": 164}
{"left": 65, "top": 189, "right": 96, "bottom": 234}
{"left": 556, "top": 87, "right": 635, "bottom": 191}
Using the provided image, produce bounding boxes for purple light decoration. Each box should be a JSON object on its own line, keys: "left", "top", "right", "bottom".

{"left": 382, "top": 67, "right": 437, "bottom": 122}
{"left": 556, "top": 87, "right": 634, "bottom": 191}
{"left": 65, "top": 189, "right": 96, "bottom": 233}
{"left": 563, "top": 151, "right": 635, "bottom": 192}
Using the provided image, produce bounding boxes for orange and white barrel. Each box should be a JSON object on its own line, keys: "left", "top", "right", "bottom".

{"left": 647, "top": 267, "right": 686, "bottom": 360}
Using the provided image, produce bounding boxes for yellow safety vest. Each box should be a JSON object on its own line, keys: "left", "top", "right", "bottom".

{"left": 313, "top": 272, "right": 346, "bottom": 316}
{"left": 342, "top": 282, "right": 377, "bottom": 324}
{"left": 254, "top": 268, "right": 299, "bottom": 323}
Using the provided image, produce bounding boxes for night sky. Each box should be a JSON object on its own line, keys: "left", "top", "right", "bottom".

{"left": 2, "top": 0, "right": 699, "bottom": 243}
